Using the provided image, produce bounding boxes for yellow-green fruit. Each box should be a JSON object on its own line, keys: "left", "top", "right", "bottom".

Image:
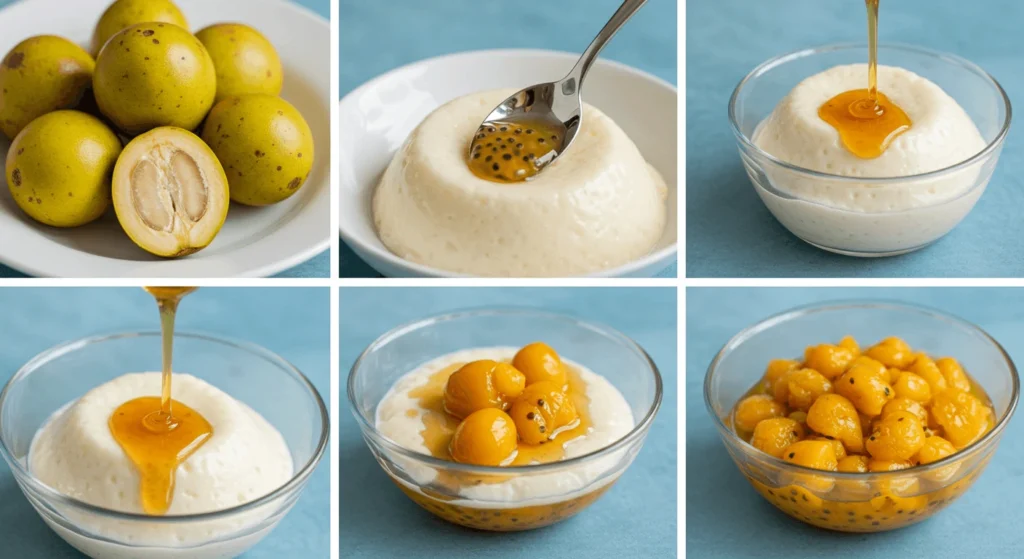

{"left": 0, "top": 36, "right": 95, "bottom": 140}
{"left": 91, "top": 0, "right": 188, "bottom": 55}
{"left": 196, "top": 23, "right": 283, "bottom": 103}
{"left": 112, "top": 127, "right": 230, "bottom": 257}
{"left": 94, "top": 23, "right": 216, "bottom": 136}
{"left": 202, "top": 95, "right": 314, "bottom": 205}
{"left": 6, "top": 111, "right": 121, "bottom": 227}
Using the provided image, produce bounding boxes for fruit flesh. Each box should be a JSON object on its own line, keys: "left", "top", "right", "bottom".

{"left": 442, "top": 360, "right": 526, "bottom": 419}
{"left": 112, "top": 127, "right": 228, "bottom": 257}
{"left": 0, "top": 35, "right": 95, "bottom": 140}
{"left": 448, "top": 408, "right": 518, "bottom": 466}
{"left": 94, "top": 23, "right": 216, "bottom": 136}
{"left": 91, "top": 0, "right": 188, "bottom": 55}
{"left": 196, "top": 23, "right": 283, "bottom": 103}
{"left": 6, "top": 110, "right": 121, "bottom": 227}
{"left": 201, "top": 94, "right": 314, "bottom": 205}
{"left": 508, "top": 381, "right": 579, "bottom": 445}
{"left": 512, "top": 342, "right": 568, "bottom": 389}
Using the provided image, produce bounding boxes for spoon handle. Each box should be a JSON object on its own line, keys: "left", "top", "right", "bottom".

{"left": 564, "top": 0, "right": 647, "bottom": 93}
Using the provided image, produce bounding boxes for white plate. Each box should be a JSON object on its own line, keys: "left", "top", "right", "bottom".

{"left": 338, "top": 49, "right": 678, "bottom": 278}
{"left": 0, "top": 0, "right": 330, "bottom": 278}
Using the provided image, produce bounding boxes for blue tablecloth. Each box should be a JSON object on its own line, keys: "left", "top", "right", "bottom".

{"left": 687, "top": 0, "right": 1024, "bottom": 277}
{"left": 339, "top": 287, "right": 678, "bottom": 558}
{"left": 0, "top": 287, "right": 330, "bottom": 557}
{"left": 686, "top": 287, "right": 1024, "bottom": 557}
{"left": 339, "top": 0, "right": 678, "bottom": 278}
{"left": 0, "top": 0, "right": 330, "bottom": 279}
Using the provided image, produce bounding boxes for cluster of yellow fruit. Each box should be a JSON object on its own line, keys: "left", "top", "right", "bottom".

{"left": 732, "top": 336, "right": 995, "bottom": 473}
{"left": 443, "top": 343, "right": 581, "bottom": 467}
{"left": 1, "top": 0, "right": 315, "bottom": 257}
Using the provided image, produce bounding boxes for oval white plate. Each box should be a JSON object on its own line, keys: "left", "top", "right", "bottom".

{"left": 338, "top": 49, "right": 678, "bottom": 278}
{"left": 0, "top": 0, "right": 330, "bottom": 278}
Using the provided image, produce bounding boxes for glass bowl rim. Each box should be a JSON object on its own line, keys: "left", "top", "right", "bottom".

{"left": 728, "top": 42, "right": 1013, "bottom": 183}
{"left": 347, "top": 306, "right": 664, "bottom": 475}
{"left": 703, "top": 300, "right": 1020, "bottom": 480}
{"left": 0, "top": 330, "right": 330, "bottom": 524}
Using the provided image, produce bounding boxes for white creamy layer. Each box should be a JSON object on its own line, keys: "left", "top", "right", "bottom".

{"left": 28, "top": 373, "right": 293, "bottom": 547}
{"left": 376, "top": 347, "right": 634, "bottom": 507}
{"left": 750, "top": 64, "right": 991, "bottom": 253}
{"left": 373, "top": 89, "right": 668, "bottom": 277}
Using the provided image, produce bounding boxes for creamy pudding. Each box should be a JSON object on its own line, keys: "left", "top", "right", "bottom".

{"left": 374, "top": 344, "right": 634, "bottom": 529}
{"left": 755, "top": 64, "right": 985, "bottom": 199}
{"left": 29, "top": 372, "right": 292, "bottom": 543}
{"left": 748, "top": 63, "right": 991, "bottom": 255}
{"left": 373, "top": 89, "right": 667, "bottom": 277}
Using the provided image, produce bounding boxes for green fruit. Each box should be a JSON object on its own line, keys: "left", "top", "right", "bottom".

{"left": 196, "top": 23, "right": 283, "bottom": 103}
{"left": 0, "top": 36, "right": 94, "bottom": 140}
{"left": 112, "top": 127, "right": 229, "bottom": 257}
{"left": 91, "top": 0, "right": 188, "bottom": 55}
{"left": 6, "top": 111, "right": 121, "bottom": 227}
{"left": 94, "top": 23, "right": 216, "bottom": 136}
{"left": 202, "top": 95, "right": 314, "bottom": 206}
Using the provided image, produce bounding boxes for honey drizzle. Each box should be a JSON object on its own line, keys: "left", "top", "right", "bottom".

{"left": 467, "top": 120, "right": 562, "bottom": 183}
{"left": 409, "top": 359, "right": 593, "bottom": 465}
{"left": 817, "top": 0, "right": 911, "bottom": 159}
{"left": 866, "top": 0, "right": 880, "bottom": 105}
{"left": 109, "top": 286, "right": 212, "bottom": 515}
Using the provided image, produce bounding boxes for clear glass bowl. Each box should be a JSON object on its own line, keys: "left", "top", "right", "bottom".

{"left": 704, "top": 302, "right": 1019, "bottom": 532}
{"left": 729, "top": 44, "right": 1012, "bottom": 257}
{"left": 0, "top": 332, "right": 329, "bottom": 559}
{"left": 348, "top": 308, "right": 662, "bottom": 531}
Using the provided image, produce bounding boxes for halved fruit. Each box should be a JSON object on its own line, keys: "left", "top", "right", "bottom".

{"left": 113, "top": 127, "right": 229, "bottom": 257}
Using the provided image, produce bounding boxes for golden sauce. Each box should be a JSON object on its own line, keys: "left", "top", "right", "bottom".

{"left": 109, "top": 397, "right": 212, "bottom": 515}
{"left": 817, "top": 0, "right": 911, "bottom": 159}
{"left": 468, "top": 120, "right": 562, "bottom": 183}
{"left": 410, "top": 359, "right": 593, "bottom": 465}
{"left": 109, "top": 286, "right": 212, "bottom": 515}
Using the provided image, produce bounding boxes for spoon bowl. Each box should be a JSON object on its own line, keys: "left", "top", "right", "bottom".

{"left": 469, "top": 0, "right": 647, "bottom": 181}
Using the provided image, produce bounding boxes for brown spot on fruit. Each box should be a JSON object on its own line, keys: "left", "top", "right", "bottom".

{"left": 288, "top": 177, "right": 301, "bottom": 190}
{"left": 5, "top": 51, "right": 24, "bottom": 69}
{"left": 142, "top": 30, "right": 155, "bottom": 37}
{"left": 11, "top": 169, "right": 21, "bottom": 186}
{"left": 17, "top": 148, "right": 23, "bottom": 155}
{"left": 254, "top": 150, "right": 264, "bottom": 157}
{"left": 276, "top": 166, "right": 282, "bottom": 171}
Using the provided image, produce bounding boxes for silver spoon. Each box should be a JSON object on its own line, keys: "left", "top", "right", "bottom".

{"left": 469, "top": 0, "right": 648, "bottom": 182}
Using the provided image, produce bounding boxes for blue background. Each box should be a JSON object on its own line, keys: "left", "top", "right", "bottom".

{"left": 339, "top": 287, "right": 678, "bottom": 557}
{"left": 687, "top": 0, "right": 1024, "bottom": 278}
{"left": 686, "top": 287, "right": 1024, "bottom": 557}
{"left": 0, "top": 0, "right": 330, "bottom": 279}
{"left": 338, "top": 0, "right": 678, "bottom": 278}
{"left": 0, "top": 287, "right": 330, "bottom": 558}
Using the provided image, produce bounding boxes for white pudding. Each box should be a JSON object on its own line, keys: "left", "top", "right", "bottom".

{"left": 750, "top": 64, "right": 991, "bottom": 254}
{"left": 375, "top": 347, "right": 634, "bottom": 506}
{"left": 373, "top": 89, "right": 668, "bottom": 277}
{"left": 28, "top": 372, "right": 292, "bottom": 549}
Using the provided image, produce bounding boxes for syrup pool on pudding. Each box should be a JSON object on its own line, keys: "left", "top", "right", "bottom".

{"left": 816, "top": 0, "right": 911, "bottom": 160}
{"left": 107, "top": 286, "right": 211, "bottom": 515}
{"left": 375, "top": 342, "right": 635, "bottom": 530}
